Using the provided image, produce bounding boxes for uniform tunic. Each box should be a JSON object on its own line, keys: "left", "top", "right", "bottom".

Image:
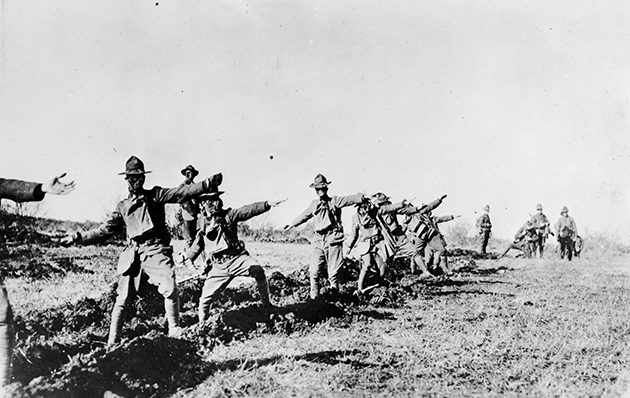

{"left": 186, "top": 201, "right": 271, "bottom": 310}
{"left": 80, "top": 180, "right": 215, "bottom": 303}
{"left": 290, "top": 193, "right": 364, "bottom": 297}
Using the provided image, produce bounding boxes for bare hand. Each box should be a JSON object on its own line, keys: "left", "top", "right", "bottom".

{"left": 283, "top": 225, "right": 294, "bottom": 231}
{"left": 42, "top": 173, "right": 75, "bottom": 195}
{"left": 59, "top": 232, "right": 78, "bottom": 246}
{"left": 441, "top": 194, "right": 448, "bottom": 201}
{"left": 268, "top": 199, "right": 287, "bottom": 208}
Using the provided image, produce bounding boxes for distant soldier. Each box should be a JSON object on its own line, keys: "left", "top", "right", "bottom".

{"left": 180, "top": 187, "right": 285, "bottom": 323}
{"left": 179, "top": 165, "right": 200, "bottom": 248}
{"left": 554, "top": 206, "right": 577, "bottom": 261}
{"left": 285, "top": 174, "right": 366, "bottom": 299}
{"left": 62, "top": 156, "right": 222, "bottom": 346}
{"left": 0, "top": 174, "right": 75, "bottom": 389}
{"left": 573, "top": 235, "right": 584, "bottom": 258}
{"left": 476, "top": 205, "right": 492, "bottom": 254}
{"left": 423, "top": 213, "right": 461, "bottom": 274}
{"left": 498, "top": 220, "right": 537, "bottom": 258}
{"left": 529, "top": 204, "right": 551, "bottom": 258}
{"left": 346, "top": 195, "right": 407, "bottom": 293}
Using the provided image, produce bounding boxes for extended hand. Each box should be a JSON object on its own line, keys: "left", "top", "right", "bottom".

{"left": 42, "top": 173, "right": 75, "bottom": 195}
{"left": 269, "top": 199, "right": 287, "bottom": 207}
{"left": 441, "top": 194, "right": 448, "bottom": 201}
{"left": 59, "top": 232, "right": 78, "bottom": 246}
{"left": 455, "top": 215, "right": 462, "bottom": 218}
{"left": 283, "top": 225, "right": 294, "bottom": 231}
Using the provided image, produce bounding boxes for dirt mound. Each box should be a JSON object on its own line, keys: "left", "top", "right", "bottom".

{"left": 7, "top": 247, "right": 496, "bottom": 397}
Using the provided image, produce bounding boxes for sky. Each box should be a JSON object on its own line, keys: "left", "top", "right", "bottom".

{"left": 1, "top": 0, "right": 630, "bottom": 241}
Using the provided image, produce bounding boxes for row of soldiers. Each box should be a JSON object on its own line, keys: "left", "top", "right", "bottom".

{"left": 477, "top": 204, "right": 582, "bottom": 260}
{"left": 0, "top": 156, "right": 580, "bottom": 389}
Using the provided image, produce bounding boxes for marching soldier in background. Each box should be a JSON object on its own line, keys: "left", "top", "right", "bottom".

{"left": 498, "top": 220, "right": 538, "bottom": 259}
{"left": 181, "top": 187, "right": 285, "bottom": 323}
{"left": 346, "top": 194, "right": 407, "bottom": 294}
{"left": 529, "top": 204, "right": 551, "bottom": 258}
{"left": 555, "top": 206, "right": 578, "bottom": 261}
{"left": 63, "top": 156, "right": 222, "bottom": 346}
{"left": 476, "top": 205, "right": 492, "bottom": 254}
{"left": 179, "top": 165, "right": 201, "bottom": 249}
{"left": 0, "top": 174, "right": 75, "bottom": 389}
{"left": 285, "top": 174, "right": 366, "bottom": 299}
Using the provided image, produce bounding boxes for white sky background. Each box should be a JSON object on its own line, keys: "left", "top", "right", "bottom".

{"left": 1, "top": 0, "right": 630, "bottom": 241}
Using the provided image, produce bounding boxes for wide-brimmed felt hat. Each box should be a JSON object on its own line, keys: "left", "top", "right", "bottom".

{"left": 536, "top": 203, "right": 543, "bottom": 211}
{"left": 371, "top": 192, "right": 390, "bottom": 205}
{"left": 197, "top": 186, "right": 225, "bottom": 201}
{"left": 483, "top": 205, "right": 490, "bottom": 211}
{"left": 119, "top": 156, "right": 152, "bottom": 176}
{"left": 181, "top": 165, "right": 199, "bottom": 177}
{"left": 309, "top": 174, "right": 331, "bottom": 189}
{"left": 560, "top": 206, "right": 569, "bottom": 214}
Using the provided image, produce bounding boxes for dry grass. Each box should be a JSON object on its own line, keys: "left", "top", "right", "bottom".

{"left": 4, "top": 236, "right": 630, "bottom": 397}
{"left": 168, "top": 254, "right": 630, "bottom": 398}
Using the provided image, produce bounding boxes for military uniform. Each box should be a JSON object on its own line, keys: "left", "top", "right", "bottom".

{"left": 423, "top": 214, "right": 457, "bottom": 274}
{"left": 347, "top": 199, "right": 406, "bottom": 292}
{"left": 289, "top": 174, "right": 364, "bottom": 299}
{"left": 476, "top": 206, "right": 492, "bottom": 254}
{"left": 0, "top": 179, "right": 46, "bottom": 387}
{"left": 73, "top": 157, "right": 221, "bottom": 345}
{"left": 499, "top": 222, "right": 537, "bottom": 258}
{"left": 555, "top": 206, "right": 577, "bottom": 261}
{"left": 529, "top": 204, "right": 551, "bottom": 258}
{"left": 401, "top": 196, "right": 447, "bottom": 274}
{"left": 179, "top": 165, "right": 200, "bottom": 248}
{"left": 186, "top": 199, "right": 272, "bottom": 323}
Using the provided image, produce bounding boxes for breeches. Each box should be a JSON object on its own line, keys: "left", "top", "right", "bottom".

{"left": 310, "top": 241, "right": 344, "bottom": 287}
{"left": 200, "top": 254, "right": 260, "bottom": 303}
{"left": 115, "top": 246, "right": 177, "bottom": 307}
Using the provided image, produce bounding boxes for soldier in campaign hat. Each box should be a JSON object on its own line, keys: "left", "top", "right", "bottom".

{"left": 285, "top": 174, "right": 367, "bottom": 299}
{"left": 63, "top": 156, "right": 222, "bottom": 346}
{"left": 476, "top": 205, "right": 492, "bottom": 254}
{"left": 180, "top": 185, "right": 286, "bottom": 323}
{"left": 179, "top": 165, "right": 201, "bottom": 248}
{"left": 554, "top": 206, "right": 578, "bottom": 261}
{"left": 529, "top": 203, "right": 551, "bottom": 258}
{"left": 0, "top": 174, "right": 75, "bottom": 389}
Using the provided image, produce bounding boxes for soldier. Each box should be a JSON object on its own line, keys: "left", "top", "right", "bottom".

{"left": 476, "top": 205, "right": 492, "bottom": 254}
{"left": 554, "top": 206, "right": 578, "bottom": 261}
{"left": 573, "top": 235, "right": 584, "bottom": 258}
{"left": 0, "top": 174, "right": 75, "bottom": 389}
{"left": 401, "top": 194, "right": 449, "bottom": 276}
{"left": 422, "top": 213, "right": 461, "bottom": 274}
{"left": 180, "top": 188, "right": 285, "bottom": 323}
{"left": 529, "top": 204, "right": 551, "bottom": 258}
{"left": 285, "top": 174, "right": 366, "bottom": 299}
{"left": 62, "top": 156, "right": 222, "bottom": 346}
{"left": 179, "top": 165, "right": 200, "bottom": 249}
{"left": 498, "top": 220, "right": 537, "bottom": 258}
{"left": 346, "top": 195, "right": 407, "bottom": 293}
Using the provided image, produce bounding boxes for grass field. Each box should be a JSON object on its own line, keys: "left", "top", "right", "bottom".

{"left": 2, "top": 238, "right": 630, "bottom": 397}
